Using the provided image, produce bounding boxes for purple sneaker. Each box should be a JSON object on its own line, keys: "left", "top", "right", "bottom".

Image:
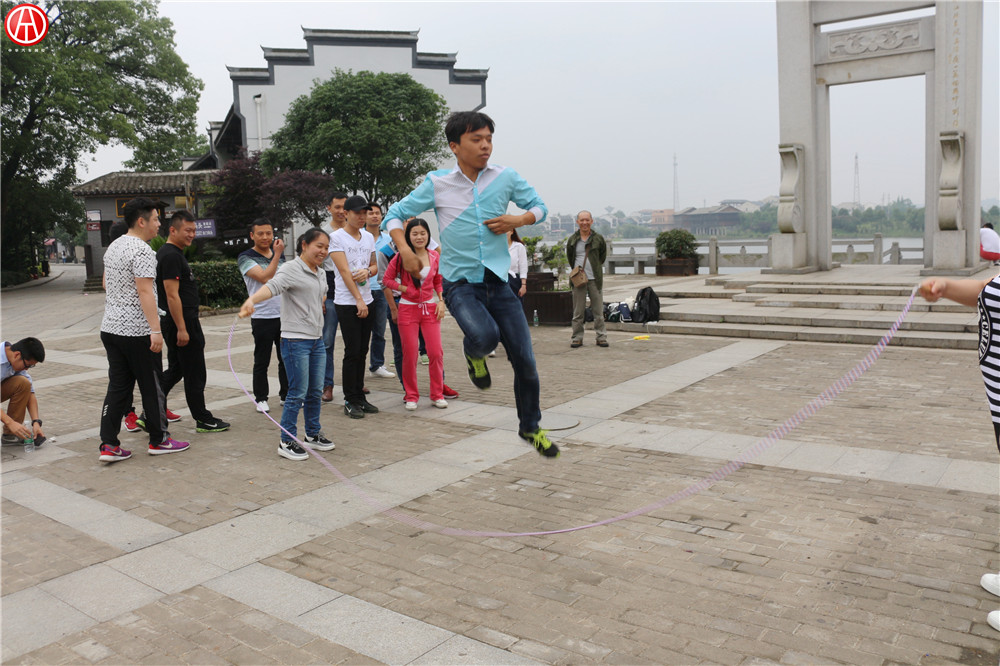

{"left": 149, "top": 438, "right": 190, "bottom": 455}
{"left": 99, "top": 444, "right": 132, "bottom": 463}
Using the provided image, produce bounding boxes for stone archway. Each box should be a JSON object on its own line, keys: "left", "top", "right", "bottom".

{"left": 770, "top": 1, "right": 983, "bottom": 274}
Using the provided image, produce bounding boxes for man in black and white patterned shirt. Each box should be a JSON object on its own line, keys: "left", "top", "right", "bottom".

{"left": 98, "top": 198, "right": 190, "bottom": 463}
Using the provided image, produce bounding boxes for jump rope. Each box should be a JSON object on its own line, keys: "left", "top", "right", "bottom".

{"left": 227, "top": 285, "right": 920, "bottom": 538}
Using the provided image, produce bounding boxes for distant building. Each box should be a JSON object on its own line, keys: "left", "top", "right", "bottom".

{"left": 672, "top": 205, "right": 741, "bottom": 236}
{"left": 188, "top": 29, "right": 488, "bottom": 169}
{"left": 648, "top": 209, "right": 675, "bottom": 232}
{"left": 720, "top": 199, "right": 761, "bottom": 214}
{"left": 72, "top": 170, "right": 218, "bottom": 278}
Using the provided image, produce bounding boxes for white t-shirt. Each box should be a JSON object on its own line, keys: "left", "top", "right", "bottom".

{"left": 329, "top": 228, "right": 375, "bottom": 306}
{"left": 101, "top": 235, "right": 158, "bottom": 336}
{"left": 981, "top": 227, "right": 1000, "bottom": 254}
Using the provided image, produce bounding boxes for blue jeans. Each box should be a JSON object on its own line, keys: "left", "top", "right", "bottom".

{"left": 443, "top": 272, "right": 540, "bottom": 434}
{"left": 368, "top": 289, "right": 388, "bottom": 371}
{"left": 323, "top": 298, "right": 339, "bottom": 387}
{"left": 279, "top": 337, "right": 324, "bottom": 442}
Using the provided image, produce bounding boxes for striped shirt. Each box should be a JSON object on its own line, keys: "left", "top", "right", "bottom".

{"left": 382, "top": 165, "right": 546, "bottom": 283}
{"left": 978, "top": 277, "right": 1000, "bottom": 424}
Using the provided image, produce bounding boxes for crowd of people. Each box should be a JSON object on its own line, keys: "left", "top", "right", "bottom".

{"left": 61, "top": 111, "right": 563, "bottom": 465}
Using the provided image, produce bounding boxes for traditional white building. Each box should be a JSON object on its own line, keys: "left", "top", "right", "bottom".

{"left": 187, "top": 28, "right": 488, "bottom": 169}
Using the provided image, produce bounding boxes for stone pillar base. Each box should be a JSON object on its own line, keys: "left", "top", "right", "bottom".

{"left": 768, "top": 232, "right": 807, "bottom": 270}
{"left": 932, "top": 230, "right": 968, "bottom": 271}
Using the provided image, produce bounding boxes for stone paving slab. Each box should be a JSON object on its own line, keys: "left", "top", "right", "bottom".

{"left": 2, "top": 267, "right": 998, "bottom": 664}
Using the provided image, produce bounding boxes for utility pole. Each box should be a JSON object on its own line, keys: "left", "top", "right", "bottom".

{"left": 853, "top": 153, "right": 861, "bottom": 210}
{"left": 672, "top": 153, "right": 679, "bottom": 211}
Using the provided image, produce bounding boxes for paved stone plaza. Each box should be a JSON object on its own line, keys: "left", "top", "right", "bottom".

{"left": 1, "top": 265, "right": 997, "bottom": 665}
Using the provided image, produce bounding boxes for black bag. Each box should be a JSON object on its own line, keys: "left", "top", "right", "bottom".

{"left": 604, "top": 302, "right": 621, "bottom": 322}
{"left": 631, "top": 287, "right": 661, "bottom": 324}
{"left": 584, "top": 306, "right": 594, "bottom": 322}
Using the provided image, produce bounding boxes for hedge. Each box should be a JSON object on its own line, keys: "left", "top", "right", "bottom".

{"left": 190, "top": 260, "right": 246, "bottom": 309}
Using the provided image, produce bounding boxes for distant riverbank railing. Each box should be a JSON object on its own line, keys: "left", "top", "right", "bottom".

{"left": 604, "top": 233, "right": 923, "bottom": 275}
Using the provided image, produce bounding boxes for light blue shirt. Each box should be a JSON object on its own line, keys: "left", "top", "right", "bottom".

{"left": 382, "top": 164, "right": 547, "bottom": 283}
{"left": 1, "top": 341, "right": 34, "bottom": 393}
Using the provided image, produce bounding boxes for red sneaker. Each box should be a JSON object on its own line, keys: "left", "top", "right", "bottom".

{"left": 124, "top": 412, "right": 141, "bottom": 433}
{"left": 442, "top": 384, "right": 459, "bottom": 399}
{"left": 165, "top": 409, "right": 182, "bottom": 422}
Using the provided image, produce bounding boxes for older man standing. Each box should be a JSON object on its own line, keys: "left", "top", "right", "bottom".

{"left": 566, "top": 210, "right": 608, "bottom": 348}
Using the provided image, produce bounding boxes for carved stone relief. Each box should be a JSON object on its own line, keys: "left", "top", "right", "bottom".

{"left": 777, "top": 144, "right": 804, "bottom": 234}
{"left": 937, "top": 131, "right": 964, "bottom": 231}
{"left": 827, "top": 21, "right": 921, "bottom": 59}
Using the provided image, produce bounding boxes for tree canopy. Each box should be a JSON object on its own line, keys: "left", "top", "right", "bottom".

{"left": 205, "top": 150, "right": 335, "bottom": 237}
{"left": 261, "top": 70, "right": 450, "bottom": 205}
{"left": 0, "top": 0, "right": 203, "bottom": 273}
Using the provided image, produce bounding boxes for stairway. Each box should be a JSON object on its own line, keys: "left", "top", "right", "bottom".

{"left": 605, "top": 274, "right": 978, "bottom": 350}
{"left": 82, "top": 276, "right": 104, "bottom": 293}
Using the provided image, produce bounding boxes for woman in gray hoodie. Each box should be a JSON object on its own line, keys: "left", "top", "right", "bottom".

{"left": 240, "top": 228, "right": 336, "bottom": 461}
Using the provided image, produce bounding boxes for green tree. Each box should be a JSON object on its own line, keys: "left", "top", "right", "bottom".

{"left": 1, "top": 0, "right": 203, "bottom": 273}
{"left": 261, "top": 70, "right": 450, "bottom": 204}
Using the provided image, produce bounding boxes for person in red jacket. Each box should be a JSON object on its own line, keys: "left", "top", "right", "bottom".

{"left": 382, "top": 219, "right": 447, "bottom": 410}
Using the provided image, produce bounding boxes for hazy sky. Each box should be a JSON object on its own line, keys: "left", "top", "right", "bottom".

{"left": 79, "top": 1, "right": 999, "bottom": 217}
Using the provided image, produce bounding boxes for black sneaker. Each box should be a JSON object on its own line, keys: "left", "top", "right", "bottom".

{"left": 278, "top": 440, "right": 309, "bottom": 461}
{"left": 344, "top": 403, "right": 365, "bottom": 419}
{"left": 303, "top": 432, "right": 335, "bottom": 451}
{"left": 196, "top": 418, "right": 230, "bottom": 433}
{"left": 134, "top": 414, "right": 148, "bottom": 433}
{"left": 360, "top": 399, "right": 379, "bottom": 414}
{"left": 465, "top": 353, "right": 491, "bottom": 389}
{"left": 519, "top": 429, "right": 560, "bottom": 458}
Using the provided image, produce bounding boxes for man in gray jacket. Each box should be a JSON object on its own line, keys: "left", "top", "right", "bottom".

{"left": 566, "top": 210, "right": 608, "bottom": 348}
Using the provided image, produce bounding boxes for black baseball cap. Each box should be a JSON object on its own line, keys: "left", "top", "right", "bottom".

{"left": 344, "top": 195, "right": 369, "bottom": 212}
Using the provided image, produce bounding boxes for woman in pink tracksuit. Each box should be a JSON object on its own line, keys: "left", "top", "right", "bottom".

{"left": 382, "top": 219, "right": 447, "bottom": 410}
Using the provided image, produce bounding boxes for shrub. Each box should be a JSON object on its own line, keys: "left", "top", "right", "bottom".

{"left": 655, "top": 229, "right": 699, "bottom": 262}
{"left": 1, "top": 270, "right": 30, "bottom": 288}
{"left": 191, "top": 260, "right": 246, "bottom": 309}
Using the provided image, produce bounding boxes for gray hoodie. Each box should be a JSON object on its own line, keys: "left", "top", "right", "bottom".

{"left": 265, "top": 257, "right": 326, "bottom": 339}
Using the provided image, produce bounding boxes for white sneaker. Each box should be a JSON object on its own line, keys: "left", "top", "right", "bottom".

{"left": 404, "top": 401, "right": 418, "bottom": 411}
{"left": 981, "top": 573, "right": 1000, "bottom": 597}
{"left": 371, "top": 366, "right": 396, "bottom": 378}
{"left": 488, "top": 350, "right": 496, "bottom": 357}
{"left": 988, "top": 610, "right": 1000, "bottom": 632}
{"left": 256, "top": 400, "right": 270, "bottom": 413}
{"left": 432, "top": 399, "right": 448, "bottom": 409}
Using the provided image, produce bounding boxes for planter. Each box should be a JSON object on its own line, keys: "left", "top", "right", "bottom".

{"left": 524, "top": 270, "right": 555, "bottom": 292}
{"left": 522, "top": 289, "right": 573, "bottom": 325}
{"left": 655, "top": 257, "right": 698, "bottom": 276}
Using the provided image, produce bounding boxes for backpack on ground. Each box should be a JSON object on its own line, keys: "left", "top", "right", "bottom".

{"left": 631, "top": 287, "right": 660, "bottom": 324}
{"left": 605, "top": 302, "right": 621, "bottom": 322}
{"left": 618, "top": 302, "right": 632, "bottom": 322}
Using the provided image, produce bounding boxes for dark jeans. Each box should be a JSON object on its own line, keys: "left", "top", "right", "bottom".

{"left": 99, "top": 331, "right": 167, "bottom": 447}
{"left": 443, "top": 272, "right": 541, "bottom": 434}
{"left": 161, "top": 310, "right": 212, "bottom": 422}
{"left": 369, "top": 289, "right": 389, "bottom": 371}
{"left": 323, "top": 297, "right": 339, "bottom": 387}
{"left": 508, "top": 275, "right": 523, "bottom": 300}
{"left": 336, "top": 303, "right": 374, "bottom": 405}
{"left": 251, "top": 317, "right": 288, "bottom": 403}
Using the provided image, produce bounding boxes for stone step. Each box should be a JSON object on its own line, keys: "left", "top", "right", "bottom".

{"left": 744, "top": 283, "right": 915, "bottom": 297}
{"left": 606, "top": 319, "right": 976, "bottom": 350}
{"left": 82, "top": 277, "right": 104, "bottom": 293}
{"left": 730, "top": 293, "right": 973, "bottom": 313}
{"left": 655, "top": 308, "right": 976, "bottom": 333}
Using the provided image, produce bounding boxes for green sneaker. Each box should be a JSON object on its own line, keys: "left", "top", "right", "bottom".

{"left": 465, "top": 353, "right": 491, "bottom": 389}
{"left": 519, "top": 429, "right": 560, "bottom": 458}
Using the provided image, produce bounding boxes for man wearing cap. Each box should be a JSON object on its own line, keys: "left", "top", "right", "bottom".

{"left": 329, "top": 195, "right": 379, "bottom": 419}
